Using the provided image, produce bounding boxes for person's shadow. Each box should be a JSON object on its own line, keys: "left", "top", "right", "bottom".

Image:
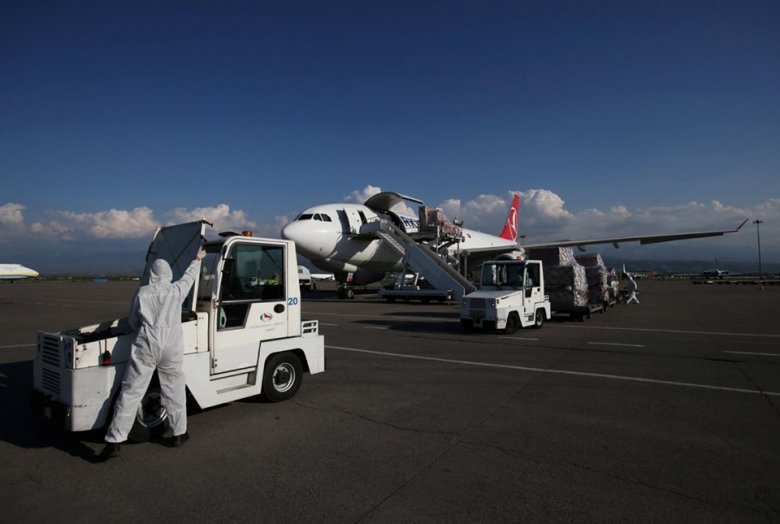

{"left": 0, "top": 360, "right": 105, "bottom": 463}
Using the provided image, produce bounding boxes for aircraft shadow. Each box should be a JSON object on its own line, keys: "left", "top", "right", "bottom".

{"left": 355, "top": 319, "right": 461, "bottom": 335}
{"left": 385, "top": 311, "right": 460, "bottom": 319}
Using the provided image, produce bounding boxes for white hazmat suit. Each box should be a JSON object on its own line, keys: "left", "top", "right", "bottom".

{"left": 626, "top": 275, "right": 639, "bottom": 304}
{"left": 105, "top": 256, "right": 202, "bottom": 443}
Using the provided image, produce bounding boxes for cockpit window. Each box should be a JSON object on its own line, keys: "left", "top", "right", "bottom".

{"left": 321, "top": 214, "right": 332, "bottom": 222}
{"left": 313, "top": 214, "right": 322, "bottom": 221}
{"left": 297, "top": 214, "right": 313, "bottom": 221}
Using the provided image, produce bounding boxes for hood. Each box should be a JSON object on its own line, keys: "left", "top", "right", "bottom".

{"left": 149, "top": 259, "right": 173, "bottom": 285}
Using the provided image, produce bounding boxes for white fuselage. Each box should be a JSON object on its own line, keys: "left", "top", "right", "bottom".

{"left": 281, "top": 203, "right": 517, "bottom": 280}
{"left": 0, "top": 264, "right": 39, "bottom": 280}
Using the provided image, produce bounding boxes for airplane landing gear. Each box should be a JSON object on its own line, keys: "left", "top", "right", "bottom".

{"left": 337, "top": 286, "right": 355, "bottom": 300}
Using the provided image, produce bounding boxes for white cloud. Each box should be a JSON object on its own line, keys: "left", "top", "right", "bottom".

{"left": 239, "top": 214, "right": 290, "bottom": 239}
{"left": 344, "top": 185, "right": 382, "bottom": 204}
{"left": 0, "top": 203, "right": 27, "bottom": 234}
{"left": 50, "top": 207, "right": 160, "bottom": 239}
{"left": 30, "top": 220, "right": 76, "bottom": 239}
{"left": 344, "top": 185, "right": 417, "bottom": 216}
{"left": 166, "top": 204, "right": 256, "bottom": 234}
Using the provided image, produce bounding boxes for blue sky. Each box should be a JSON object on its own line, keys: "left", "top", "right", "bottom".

{"left": 2, "top": 1, "right": 778, "bottom": 273}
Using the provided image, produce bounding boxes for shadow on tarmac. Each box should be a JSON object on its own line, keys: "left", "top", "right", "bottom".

{"left": 0, "top": 360, "right": 106, "bottom": 463}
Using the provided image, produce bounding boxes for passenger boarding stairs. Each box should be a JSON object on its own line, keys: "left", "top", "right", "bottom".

{"left": 361, "top": 220, "right": 477, "bottom": 301}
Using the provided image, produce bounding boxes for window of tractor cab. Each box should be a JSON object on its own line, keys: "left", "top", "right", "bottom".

{"left": 215, "top": 243, "right": 286, "bottom": 329}
{"left": 196, "top": 244, "right": 224, "bottom": 303}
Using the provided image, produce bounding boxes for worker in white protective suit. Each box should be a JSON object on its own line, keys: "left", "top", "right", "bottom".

{"left": 625, "top": 273, "right": 639, "bottom": 304}
{"left": 99, "top": 247, "right": 206, "bottom": 460}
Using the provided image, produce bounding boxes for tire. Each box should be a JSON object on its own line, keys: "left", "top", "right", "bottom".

{"left": 504, "top": 313, "right": 520, "bottom": 334}
{"left": 125, "top": 379, "right": 171, "bottom": 443}
{"left": 346, "top": 288, "right": 355, "bottom": 300}
{"left": 337, "top": 287, "right": 346, "bottom": 299}
{"left": 261, "top": 352, "right": 303, "bottom": 402}
{"left": 533, "top": 309, "right": 545, "bottom": 329}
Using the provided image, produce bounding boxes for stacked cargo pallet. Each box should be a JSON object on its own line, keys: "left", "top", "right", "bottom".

{"left": 527, "top": 247, "right": 588, "bottom": 311}
{"left": 575, "top": 253, "right": 610, "bottom": 305}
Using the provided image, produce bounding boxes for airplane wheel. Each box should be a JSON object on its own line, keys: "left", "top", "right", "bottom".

{"left": 346, "top": 288, "right": 355, "bottom": 299}
{"left": 337, "top": 287, "right": 346, "bottom": 299}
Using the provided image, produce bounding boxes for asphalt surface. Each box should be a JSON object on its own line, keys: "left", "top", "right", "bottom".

{"left": 1, "top": 279, "right": 779, "bottom": 522}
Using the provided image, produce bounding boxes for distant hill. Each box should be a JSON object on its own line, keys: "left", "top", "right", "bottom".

{"left": 602, "top": 257, "right": 779, "bottom": 275}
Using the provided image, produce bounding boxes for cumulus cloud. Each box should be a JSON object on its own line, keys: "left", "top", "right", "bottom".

{"left": 166, "top": 204, "right": 256, "bottom": 233}
{"left": 7, "top": 203, "right": 260, "bottom": 241}
{"left": 0, "top": 203, "right": 27, "bottom": 234}
{"left": 344, "top": 185, "right": 416, "bottom": 216}
{"left": 344, "top": 185, "right": 382, "bottom": 204}
{"left": 47, "top": 207, "right": 160, "bottom": 239}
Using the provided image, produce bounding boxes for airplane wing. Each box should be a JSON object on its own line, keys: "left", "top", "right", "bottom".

{"left": 521, "top": 219, "right": 749, "bottom": 251}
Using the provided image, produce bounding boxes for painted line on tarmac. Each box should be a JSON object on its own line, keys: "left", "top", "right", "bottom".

{"left": 364, "top": 326, "right": 389, "bottom": 330}
{"left": 553, "top": 325, "right": 780, "bottom": 339}
{"left": 319, "top": 323, "right": 339, "bottom": 327}
{"left": 723, "top": 351, "right": 780, "bottom": 357}
{"left": 498, "top": 336, "right": 539, "bottom": 342}
{"left": 326, "top": 345, "right": 780, "bottom": 398}
{"left": 0, "top": 344, "right": 36, "bottom": 349}
{"left": 588, "top": 342, "right": 645, "bottom": 349}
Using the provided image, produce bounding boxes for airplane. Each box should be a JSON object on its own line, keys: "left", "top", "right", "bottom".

{"left": 0, "top": 263, "right": 40, "bottom": 281}
{"left": 281, "top": 192, "right": 521, "bottom": 292}
{"left": 281, "top": 191, "right": 748, "bottom": 297}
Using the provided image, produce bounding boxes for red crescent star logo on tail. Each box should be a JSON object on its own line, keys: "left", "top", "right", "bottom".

{"left": 506, "top": 208, "right": 517, "bottom": 241}
{"left": 499, "top": 194, "right": 520, "bottom": 241}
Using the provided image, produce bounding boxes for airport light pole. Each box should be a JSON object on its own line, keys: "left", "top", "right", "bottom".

{"left": 753, "top": 219, "right": 763, "bottom": 280}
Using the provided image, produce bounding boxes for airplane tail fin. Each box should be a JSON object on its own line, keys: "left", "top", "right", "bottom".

{"left": 499, "top": 194, "right": 520, "bottom": 241}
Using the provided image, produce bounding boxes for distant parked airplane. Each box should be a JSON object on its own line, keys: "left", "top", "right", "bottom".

{"left": 0, "top": 263, "right": 40, "bottom": 281}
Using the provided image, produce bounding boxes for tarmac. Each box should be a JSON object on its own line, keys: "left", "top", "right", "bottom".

{"left": 1, "top": 278, "right": 779, "bottom": 522}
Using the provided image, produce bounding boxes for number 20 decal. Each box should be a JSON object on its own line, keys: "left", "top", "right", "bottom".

{"left": 288, "top": 297, "right": 299, "bottom": 306}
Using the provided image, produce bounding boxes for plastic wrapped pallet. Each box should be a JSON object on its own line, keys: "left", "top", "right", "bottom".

{"left": 545, "top": 265, "right": 589, "bottom": 308}
{"left": 576, "top": 254, "right": 610, "bottom": 304}
{"left": 584, "top": 266, "right": 609, "bottom": 303}
{"left": 575, "top": 253, "right": 605, "bottom": 268}
{"left": 527, "top": 247, "right": 579, "bottom": 268}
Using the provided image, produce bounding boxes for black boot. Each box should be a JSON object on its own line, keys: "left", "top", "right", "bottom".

{"left": 98, "top": 442, "right": 121, "bottom": 461}
{"left": 167, "top": 432, "right": 190, "bottom": 447}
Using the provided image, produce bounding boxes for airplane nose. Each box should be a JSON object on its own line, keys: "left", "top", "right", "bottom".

{"left": 281, "top": 219, "right": 327, "bottom": 258}
{"left": 280, "top": 221, "right": 298, "bottom": 241}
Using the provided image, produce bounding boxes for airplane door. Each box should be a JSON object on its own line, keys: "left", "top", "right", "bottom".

{"left": 337, "top": 210, "right": 351, "bottom": 234}
{"left": 338, "top": 208, "right": 366, "bottom": 235}
{"left": 211, "top": 241, "right": 288, "bottom": 375}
